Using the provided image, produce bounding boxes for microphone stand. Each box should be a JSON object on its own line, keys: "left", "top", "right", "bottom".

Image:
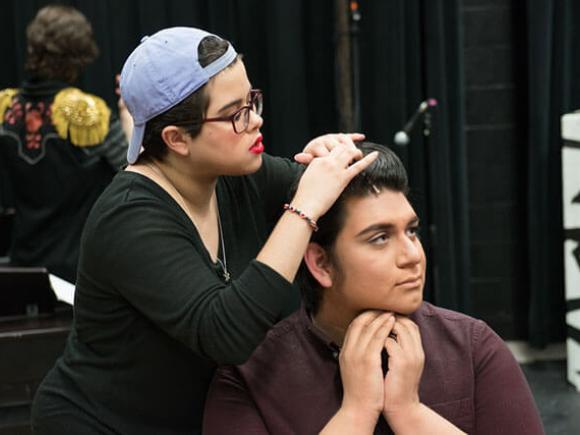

{"left": 393, "top": 99, "right": 439, "bottom": 304}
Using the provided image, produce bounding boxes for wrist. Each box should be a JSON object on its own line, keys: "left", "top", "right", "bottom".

{"left": 338, "top": 403, "right": 381, "bottom": 432}
{"left": 383, "top": 401, "right": 424, "bottom": 431}
{"left": 283, "top": 203, "right": 319, "bottom": 232}
{"left": 289, "top": 190, "right": 324, "bottom": 220}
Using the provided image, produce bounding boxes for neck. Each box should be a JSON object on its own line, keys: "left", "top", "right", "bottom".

{"left": 150, "top": 157, "right": 217, "bottom": 211}
{"left": 312, "top": 299, "right": 356, "bottom": 347}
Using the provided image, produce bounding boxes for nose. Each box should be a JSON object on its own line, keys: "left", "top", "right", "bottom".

{"left": 247, "top": 109, "right": 263, "bottom": 132}
{"left": 396, "top": 237, "right": 423, "bottom": 268}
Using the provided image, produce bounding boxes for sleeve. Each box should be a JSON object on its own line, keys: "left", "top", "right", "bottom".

{"left": 83, "top": 198, "right": 295, "bottom": 365}
{"left": 251, "top": 153, "right": 303, "bottom": 225}
{"left": 472, "top": 321, "right": 545, "bottom": 434}
{"left": 203, "top": 366, "right": 270, "bottom": 435}
{"left": 83, "top": 115, "right": 128, "bottom": 170}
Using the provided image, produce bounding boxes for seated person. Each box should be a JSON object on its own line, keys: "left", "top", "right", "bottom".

{"left": 203, "top": 142, "right": 544, "bottom": 434}
{"left": 0, "top": 5, "right": 130, "bottom": 282}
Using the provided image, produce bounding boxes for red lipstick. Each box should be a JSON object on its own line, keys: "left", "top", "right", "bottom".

{"left": 249, "top": 134, "right": 264, "bottom": 154}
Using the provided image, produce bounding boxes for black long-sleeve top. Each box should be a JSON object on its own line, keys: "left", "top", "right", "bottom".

{"left": 31, "top": 153, "right": 301, "bottom": 434}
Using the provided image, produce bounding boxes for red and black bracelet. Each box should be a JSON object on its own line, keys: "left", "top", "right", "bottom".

{"left": 283, "top": 203, "right": 319, "bottom": 232}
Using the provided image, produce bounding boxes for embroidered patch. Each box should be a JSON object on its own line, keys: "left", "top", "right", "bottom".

{"left": 51, "top": 87, "right": 111, "bottom": 147}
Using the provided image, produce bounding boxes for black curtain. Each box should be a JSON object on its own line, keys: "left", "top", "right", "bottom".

{"left": 525, "top": 0, "right": 580, "bottom": 347}
{"left": 421, "top": 1, "right": 471, "bottom": 312}
{"left": 0, "top": 0, "right": 471, "bottom": 313}
{"left": 0, "top": 0, "right": 341, "bottom": 158}
{"left": 356, "top": 0, "right": 471, "bottom": 312}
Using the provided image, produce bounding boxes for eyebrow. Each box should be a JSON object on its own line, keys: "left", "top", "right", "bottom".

{"left": 216, "top": 98, "right": 244, "bottom": 114}
{"left": 216, "top": 88, "right": 254, "bottom": 114}
{"left": 355, "top": 216, "right": 420, "bottom": 238}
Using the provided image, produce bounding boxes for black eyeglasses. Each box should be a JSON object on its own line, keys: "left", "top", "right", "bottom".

{"left": 174, "top": 89, "right": 263, "bottom": 134}
{"left": 203, "top": 89, "right": 263, "bottom": 134}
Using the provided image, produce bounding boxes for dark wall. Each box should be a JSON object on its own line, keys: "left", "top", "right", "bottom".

{"left": 462, "top": 0, "right": 529, "bottom": 339}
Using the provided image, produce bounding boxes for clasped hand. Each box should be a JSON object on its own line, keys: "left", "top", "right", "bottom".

{"left": 338, "top": 311, "right": 425, "bottom": 426}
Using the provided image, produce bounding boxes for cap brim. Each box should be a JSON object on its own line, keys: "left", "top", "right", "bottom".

{"left": 127, "top": 124, "right": 145, "bottom": 164}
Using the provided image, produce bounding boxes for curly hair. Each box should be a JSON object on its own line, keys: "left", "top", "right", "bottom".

{"left": 25, "top": 5, "right": 99, "bottom": 83}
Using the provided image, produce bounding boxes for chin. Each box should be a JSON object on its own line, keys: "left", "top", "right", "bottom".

{"left": 227, "top": 154, "right": 263, "bottom": 176}
{"left": 395, "top": 296, "right": 424, "bottom": 315}
{"left": 247, "top": 153, "right": 263, "bottom": 173}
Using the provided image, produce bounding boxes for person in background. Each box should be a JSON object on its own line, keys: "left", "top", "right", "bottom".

{"left": 203, "top": 142, "right": 545, "bottom": 435}
{"left": 0, "top": 4, "right": 130, "bottom": 282}
{"left": 31, "top": 26, "right": 376, "bottom": 434}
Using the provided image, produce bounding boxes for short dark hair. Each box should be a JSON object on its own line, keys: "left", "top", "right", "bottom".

{"left": 139, "top": 36, "right": 241, "bottom": 162}
{"left": 297, "top": 142, "right": 409, "bottom": 315}
{"left": 25, "top": 5, "right": 99, "bottom": 83}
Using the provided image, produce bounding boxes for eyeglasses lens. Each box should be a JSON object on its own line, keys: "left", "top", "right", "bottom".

{"left": 234, "top": 92, "right": 263, "bottom": 133}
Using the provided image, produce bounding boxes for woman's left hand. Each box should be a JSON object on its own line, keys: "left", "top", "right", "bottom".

{"left": 294, "top": 133, "right": 365, "bottom": 164}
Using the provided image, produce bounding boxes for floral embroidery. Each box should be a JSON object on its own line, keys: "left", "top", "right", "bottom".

{"left": 1, "top": 87, "right": 110, "bottom": 166}
{"left": 4, "top": 98, "right": 53, "bottom": 150}
{"left": 24, "top": 102, "right": 51, "bottom": 149}
{"left": 4, "top": 100, "right": 23, "bottom": 125}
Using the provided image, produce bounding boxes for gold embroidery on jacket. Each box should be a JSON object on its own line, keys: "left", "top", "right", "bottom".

{"left": 51, "top": 87, "right": 111, "bottom": 147}
{"left": 0, "top": 88, "right": 18, "bottom": 121}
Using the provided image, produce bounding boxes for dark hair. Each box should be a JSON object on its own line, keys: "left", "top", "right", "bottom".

{"left": 25, "top": 5, "right": 99, "bottom": 83}
{"left": 139, "top": 36, "right": 241, "bottom": 162}
{"left": 297, "top": 142, "right": 409, "bottom": 315}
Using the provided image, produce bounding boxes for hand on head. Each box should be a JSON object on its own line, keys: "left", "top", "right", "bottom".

{"left": 290, "top": 133, "right": 378, "bottom": 221}
{"left": 294, "top": 133, "right": 365, "bottom": 164}
{"left": 115, "top": 73, "right": 133, "bottom": 143}
{"left": 115, "top": 73, "right": 128, "bottom": 111}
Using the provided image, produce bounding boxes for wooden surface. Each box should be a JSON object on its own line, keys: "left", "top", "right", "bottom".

{"left": 0, "top": 306, "right": 72, "bottom": 433}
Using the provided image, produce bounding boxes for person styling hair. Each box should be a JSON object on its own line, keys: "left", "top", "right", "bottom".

{"left": 31, "top": 26, "right": 376, "bottom": 434}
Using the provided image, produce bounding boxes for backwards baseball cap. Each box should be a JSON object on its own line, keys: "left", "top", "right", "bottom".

{"left": 120, "top": 27, "right": 238, "bottom": 164}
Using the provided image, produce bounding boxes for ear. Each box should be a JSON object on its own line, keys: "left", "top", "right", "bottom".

{"left": 160, "top": 126, "right": 190, "bottom": 157}
{"left": 303, "top": 242, "right": 333, "bottom": 288}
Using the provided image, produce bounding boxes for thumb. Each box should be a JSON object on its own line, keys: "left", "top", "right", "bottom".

{"left": 294, "top": 152, "right": 314, "bottom": 165}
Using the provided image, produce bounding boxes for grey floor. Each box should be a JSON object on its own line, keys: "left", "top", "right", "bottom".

{"left": 522, "top": 360, "right": 580, "bottom": 435}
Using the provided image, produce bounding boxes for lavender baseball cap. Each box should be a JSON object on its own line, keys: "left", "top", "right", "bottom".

{"left": 120, "top": 27, "right": 238, "bottom": 164}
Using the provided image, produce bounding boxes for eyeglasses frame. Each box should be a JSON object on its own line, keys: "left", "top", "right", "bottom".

{"left": 172, "top": 89, "right": 263, "bottom": 134}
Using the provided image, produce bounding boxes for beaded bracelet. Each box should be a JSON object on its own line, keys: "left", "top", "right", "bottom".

{"left": 283, "top": 203, "right": 319, "bottom": 232}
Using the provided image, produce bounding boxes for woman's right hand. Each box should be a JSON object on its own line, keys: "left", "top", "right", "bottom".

{"left": 294, "top": 133, "right": 365, "bottom": 164}
{"left": 116, "top": 73, "right": 133, "bottom": 144}
{"left": 290, "top": 139, "right": 378, "bottom": 220}
{"left": 255, "top": 134, "right": 375, "bottom": 284}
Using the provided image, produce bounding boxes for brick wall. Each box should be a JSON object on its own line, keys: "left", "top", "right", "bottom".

{"left": 462, "top": 0, "right": 528, "bottom": 338}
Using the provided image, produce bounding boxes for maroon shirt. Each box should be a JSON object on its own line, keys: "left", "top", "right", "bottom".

{"left": 204, "top": 302, "right": 544, "bottom": 434}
